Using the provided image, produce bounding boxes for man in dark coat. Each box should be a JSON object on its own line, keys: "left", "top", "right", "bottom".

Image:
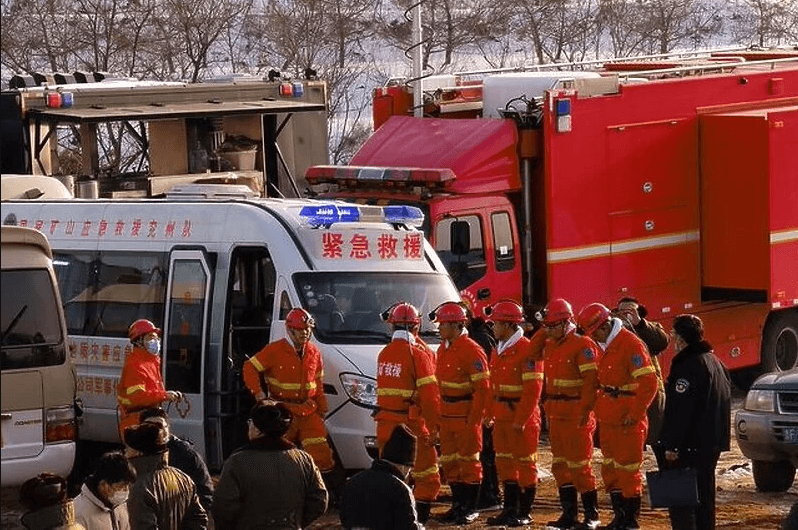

{"left": 139, "top": 408, "right": 214, "bottom": 511}
{"left": 339, "top": 423, "right": 423, "bottom": 530}
{"left": 212, "top": 401, "right": 328, "bottom": 529}
{"left": 657, "top": 314, "right": 731, "bottom": 530}
{"left": 124, "top": 422, "right": 207, "bottom": 530}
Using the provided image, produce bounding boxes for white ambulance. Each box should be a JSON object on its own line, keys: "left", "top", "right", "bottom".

{"left": 1, "top": 184, "right": 459, "bottom": 472}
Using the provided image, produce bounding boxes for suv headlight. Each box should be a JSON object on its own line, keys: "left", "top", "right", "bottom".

{"left": 745, "top": 389, "right": 775, "bottom": 412}
{"left": 339, "top": 373, "right": 377, "bottom": 408}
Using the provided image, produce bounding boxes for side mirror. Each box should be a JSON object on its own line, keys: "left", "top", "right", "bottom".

{"left": 450, "top": 220, "right": 471, "bottom": 256}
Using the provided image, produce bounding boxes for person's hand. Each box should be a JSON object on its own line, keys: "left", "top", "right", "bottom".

{"left": 483, "top": 417, "right": 495, "bottom": 429}
{"left": 665, "top": 450, "right": 678, "bottom": 463}
{"left": 166, "top": 390, "right": 183, "bottom": 402}
{"left": 512, "top": 422, "right": 525, "bottom": 432}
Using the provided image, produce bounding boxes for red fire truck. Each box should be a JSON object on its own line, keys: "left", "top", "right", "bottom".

{"left": 306, "top": 48, "right": 798, "bottom": 383}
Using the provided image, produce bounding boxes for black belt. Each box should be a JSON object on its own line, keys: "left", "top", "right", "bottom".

{"left": 546, "top": 394, "right": 581, "bottom": 401}
{"left": 277, "top": 397, "right": 307, "bottom": 405}
{"left": 442, "top": 395, "right": 473, "bottom": 403}
{"left": 495, "top": 396, "right": 520, "bottom": 403}
{"left": 602, "top": 386, "right": 635, "bottom": 398}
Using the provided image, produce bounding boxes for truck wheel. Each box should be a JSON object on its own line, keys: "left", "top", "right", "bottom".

{"left": 760, "top": 311, "right": 798, "bottom": 373}
{"left": 752, "top": 459, "right": 796, "bottom": 492}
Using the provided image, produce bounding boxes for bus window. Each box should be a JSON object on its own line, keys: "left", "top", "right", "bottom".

{"left": 165, "top": 260, "right": 208, "bottom": 395}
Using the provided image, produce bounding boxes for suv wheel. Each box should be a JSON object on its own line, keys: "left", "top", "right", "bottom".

{"left": 752, "top": 460, "right": 796, "bottom": 492}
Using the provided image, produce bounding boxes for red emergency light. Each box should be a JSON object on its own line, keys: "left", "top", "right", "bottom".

{"left": 306, "top": 165, "right": 456, "bottom": 189}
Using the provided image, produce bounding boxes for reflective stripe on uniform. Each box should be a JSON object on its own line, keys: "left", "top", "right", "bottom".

{"left": 118, "top": 397, "right": 133, "bottom": 405}
{"left": 302, "top": 436, "right": 328, "bottom": 446}
{"left": 416, "top": 375, "right": 437, "bottom": 387}
{"left": 522, "top": 372, "right": 543, "bottom": 381}
{"left": 567, "top": 459, "right": 590, "bottom": 469}
{"left": 471, "top": 371, "right": 489, "bottom": 381}
{"left": 377, "top": 388, "right": 414, "bottom": 398}
{"left": 126, "top": 384, "right": 145, "bottom": 395}
{"left": 519, "top": 452, "right": 538, "bottom": 463}
{"left": 496, "top": 452, "right": 514, "bottom": 460}
{"left": 578, "top": 363, "right": 598, "bottom": 372}
{"left": 441, "top": 381, "right": 472, "bottom": 390}
{"left": 412, "top": 465, "right": 439, "bottom": 478}
{"left": 458, "top": 453, "right": 480, "bottom": 462}
{"left": 267, "top": 377, "right": 302, "bottom": 391}
{"left": 498, "top": 384, "right": 522, "bottom": 392}
{"left": 439, "top": 453, "right": 458, "bottom": 464}
{"left": 631, "top": 365, "right": 655, "bottom": 378}
{"left": 249, "top": 357, "right": 265, "bottom": 372}
{"left": 552, "top": 378, "right": 582, "bottom": 387}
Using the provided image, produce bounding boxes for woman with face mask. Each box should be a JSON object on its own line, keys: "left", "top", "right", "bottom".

{"left": 73, "top": 452, "right": 137, "bottom": 530}
{"left": 117, "top": 319, "right": 183, "bottom": 436}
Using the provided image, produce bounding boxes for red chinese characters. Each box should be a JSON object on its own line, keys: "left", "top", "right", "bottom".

{"left": 350, "top": 233, "right": 372, "bottom": 259}
{"left": 322, "top": 233, "right": 344, "bottom": 258}
{"left": 377, "top": 233, "right": 398, "bottom": 259}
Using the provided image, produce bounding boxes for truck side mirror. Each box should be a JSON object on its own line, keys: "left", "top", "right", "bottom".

{"left": 450, "top": 220, "right": 471, "bottom": 256}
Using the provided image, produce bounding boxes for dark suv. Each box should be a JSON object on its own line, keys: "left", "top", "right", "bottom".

{"left": 735, "top": 369, "right": 798, "bottom": 492}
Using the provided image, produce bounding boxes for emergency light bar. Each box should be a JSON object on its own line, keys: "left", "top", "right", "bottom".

{"left": 298, "top": 203, "right": 424, "bottom": 228}
{"left": 306, "top": 165, "right": 456, "bottom": 189}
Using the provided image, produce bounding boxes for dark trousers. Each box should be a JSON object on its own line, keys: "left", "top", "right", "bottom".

{"left": 479, "top": 425, "right": 500, "bottom": 501}
{"left": 667, "top": 451, "right": 720, "bottom": 530}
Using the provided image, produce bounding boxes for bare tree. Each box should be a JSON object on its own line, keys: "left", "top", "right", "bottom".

{"left": 728, "top": 0, "right": 798, "bottom": 47}
{"left": 637, "top": 0, "right": 723, "bottom": 53}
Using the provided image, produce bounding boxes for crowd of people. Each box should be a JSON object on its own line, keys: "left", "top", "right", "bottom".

{"left": 17, "top": 296, "right": 735, "bottom": 530}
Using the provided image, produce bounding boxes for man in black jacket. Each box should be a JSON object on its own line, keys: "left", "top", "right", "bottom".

{"left": 340, "top": 423, "right": 423, "bottom": 530}
{"left": 139, "top": 408, "right": 214, "bottom": 512}
{"left": 657, "top": 314, "right": 731, "bottom": 530}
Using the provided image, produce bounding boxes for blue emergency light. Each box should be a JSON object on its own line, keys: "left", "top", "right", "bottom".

{"left": 383, "top": 205, "right": 424, "bottom": 227}
{"left": 299, "top": 204, "right": 360, "bottom": 227}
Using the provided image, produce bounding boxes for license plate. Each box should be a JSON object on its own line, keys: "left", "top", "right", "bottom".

{"left": 784, "top": 427, "right": 798, "bottom": 444}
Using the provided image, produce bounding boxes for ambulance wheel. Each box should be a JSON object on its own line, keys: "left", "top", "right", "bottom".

{"left": 760, "top": 311, "right": 798, "bottom": 374}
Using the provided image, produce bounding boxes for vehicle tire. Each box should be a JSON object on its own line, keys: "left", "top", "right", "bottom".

{"left": 752, "top": 459, "right": 796, "bottom": 492}
{"left": 760, "top": 311, "right": 798, "bottom": 374}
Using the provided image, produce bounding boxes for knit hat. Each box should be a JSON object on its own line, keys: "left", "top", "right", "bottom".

{"left": 251, "top": 400, "right": 293, "bottom": 437}
{"left": 381, "top": 424, "right": 417, "bottom": 467}
{"left": 124, "top": 422, "right": 168, "bottom": 455}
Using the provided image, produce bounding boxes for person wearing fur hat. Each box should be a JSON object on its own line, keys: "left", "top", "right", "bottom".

{"left": 19, "top": 473, "right": 86, "bottom": 530}
{"left": 339, "top": 423, "right": 423, "bottom": 530}
{"left": 123, "top": 422, "right": 207, "bottom": 530}
{"left": 657, "top": 314, "right": 731, "bottom": 530}
{"left": 212, "top": 401, "right": 328, "bottom": 530}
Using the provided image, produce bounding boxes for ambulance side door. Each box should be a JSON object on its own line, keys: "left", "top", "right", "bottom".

{"left": 162, "top": 249, "right": 212, "bottom": 458}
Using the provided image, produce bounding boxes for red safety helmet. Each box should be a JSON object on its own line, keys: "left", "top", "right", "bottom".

{"left": 487, "top": 300, "right": 525, "bottom": 324}
{"left": 387, "top": 303, "right": 421, "bottom": 326}
{"left": 577, "top": 303, "right": 612, "bottom": 336}
{"left": 542, "top": 298, "right": 574, "bottom": 325}
{"left": 286, "top": 308, "right": 315, "bottom": 330}
{"left": 432, "top": 302, "right": 468, "bottom": 324}
{"left": 128, "top": 319, "right": 161, "bottom": 342}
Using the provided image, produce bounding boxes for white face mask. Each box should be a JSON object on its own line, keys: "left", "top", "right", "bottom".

{"left": 144, "top": 338, "right": 161, "bottom": 355}
{"left": 109, "top": 488, "right": 129, "bottom": 506}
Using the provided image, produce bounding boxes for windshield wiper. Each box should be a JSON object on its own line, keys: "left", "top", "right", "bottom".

{"left": 2, "top": 304, "right": 28, "bottom": 344}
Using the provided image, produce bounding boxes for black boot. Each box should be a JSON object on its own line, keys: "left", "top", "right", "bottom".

{"left": 454, "top": 483, "right": 481, "bottom": 525}
{"left": 598, "top": 490, "right": 624, "bottom": 530}
{"left": 546, "top": 484, "right": 578, "bottom": 529}
{"left": 437, "top": 483, "right": 463, "bottom": 523}
{"left": 622, "top": 496, "right": 641, "bottom": 530}
{"left": 487, "top": 481, "right": 519, "bottom": 526}
{"left": 509, "top": 485, "right": 536, "bottom": 527}
{"left": 416, "top": 501, "right": 432, "bottom": 524}
{"left": 575, "top": 489, "right": 600, "bottom": 530}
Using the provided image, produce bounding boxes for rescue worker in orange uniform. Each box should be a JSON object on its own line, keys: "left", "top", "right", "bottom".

{"left": 431, "top": 302, "right": 490, "bottom": 525}
{"left": 375, "top": 302, "right": 441, "bottom": 524}
{"left": 242, "top": 308, "right": 335, "bottom": 473}
{"left": 485, "top": 300, "right": 544, "bottom": 528}
{"left": 117, "top": 319, "right": 183, "bottom": 436}
{"left": 540, "top": 299, "right": 602, "bottom": 530}
{"left": 577, "top": 303, "right": 658, "bottom": 530}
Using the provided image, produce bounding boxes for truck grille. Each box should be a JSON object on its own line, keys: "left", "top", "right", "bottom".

{"left": 779, "top": 392, "right": 798, "bottom": 414}
{"left": 772, "top": 420, "right": 798, "bottom": 443}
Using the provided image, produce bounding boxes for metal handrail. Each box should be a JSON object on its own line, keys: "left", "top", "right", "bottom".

{"left": 615, "top": 56, "right": 798, "bottom": 81}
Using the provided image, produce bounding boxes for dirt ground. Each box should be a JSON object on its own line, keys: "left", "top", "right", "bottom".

{"left": 3, "top": 396, "right": 796, "bottom": 529}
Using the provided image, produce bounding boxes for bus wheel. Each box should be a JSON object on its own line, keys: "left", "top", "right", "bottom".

{"left": 761, "top": 311, "right": 798, "bottom": 374}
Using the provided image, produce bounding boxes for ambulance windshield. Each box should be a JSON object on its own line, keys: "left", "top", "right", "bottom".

{"left": 294, "top": 271, "right": 458, "bottom": 345}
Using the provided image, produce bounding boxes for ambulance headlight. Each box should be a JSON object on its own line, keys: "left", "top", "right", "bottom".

{"left": 340, "top": 372, "right": 377, "bottom": 408}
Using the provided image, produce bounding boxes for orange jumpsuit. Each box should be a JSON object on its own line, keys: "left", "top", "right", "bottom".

{"left": 489, "top": 330, "right": 544, "bottom": 488}
{"left": 436, "top": 331, "right": 490, "bottom": 484}
{"left": 117, "top": 347, "right": 169, "bottom": 436}
{"left": 542, "top": 328, "right": 601, "bottom": 493}
{"left": 243, "top": 338, "right": 334, "bottom": 471}
{"left": 376, "top": 331, "right": 441, "bottom": 502}
{"left": 595, "top": 323, "right": 658, "bottom": 498}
